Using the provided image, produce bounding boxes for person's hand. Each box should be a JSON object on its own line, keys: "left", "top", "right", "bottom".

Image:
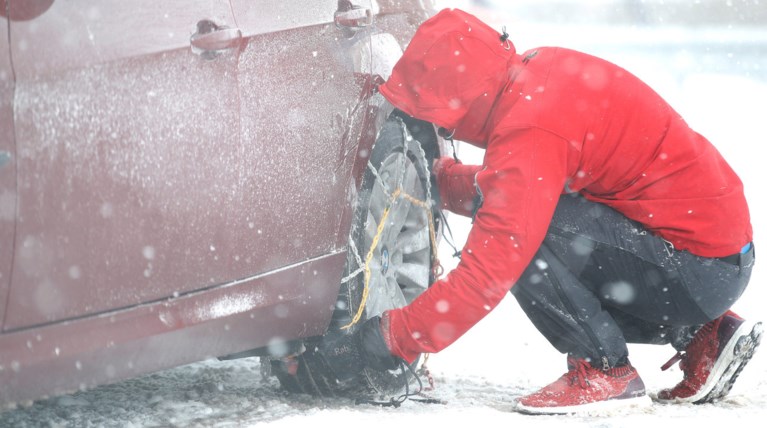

{"left": 432, "top": 156, "right": 457, "bottom": 179}
{"left": 319, "top": 315, "right": 400, "bottom": 380}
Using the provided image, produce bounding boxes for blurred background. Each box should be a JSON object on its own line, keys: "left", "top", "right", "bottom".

{"left": 436, "top": 0, "right": 767, "bottom": 80}
{"left": 465, "top": 0, "right": 767, "bottom": 26}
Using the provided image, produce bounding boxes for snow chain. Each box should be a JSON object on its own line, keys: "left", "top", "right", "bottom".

{"left": 341, "top": 134, "right": 443, "bottom": 331}
{"left": 355, "top": 359, "right": 445, "bottom": 407}
{"left": 340, "top": 124, "right": 446, "bottom": 407}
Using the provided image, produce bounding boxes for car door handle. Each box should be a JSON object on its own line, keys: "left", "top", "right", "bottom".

{"left": 190, "top": 23, "right": 242, "bottom": 52}
{"left": 334, "top": 7, "right": 372, "bottom": 29}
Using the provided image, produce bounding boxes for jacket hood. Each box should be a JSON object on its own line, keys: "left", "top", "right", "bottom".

{"left": 378, "top": 8, "right": 517, "bottom": 142}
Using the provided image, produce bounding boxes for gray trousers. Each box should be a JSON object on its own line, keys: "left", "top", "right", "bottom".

{"left": 512, "top": 194, "right": 754, "bottom": 368}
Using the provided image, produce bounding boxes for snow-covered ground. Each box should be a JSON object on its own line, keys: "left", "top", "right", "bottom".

{"left": 3, "top": 2, "right": 767, "bottom": 427}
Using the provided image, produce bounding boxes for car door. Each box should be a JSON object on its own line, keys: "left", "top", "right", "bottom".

{"left": 5, "top": 0, "right": 244, "bottom": 329}
{"left": 227, "top": 0, "right": 374, "bottom": 273}
{"left": 0, "top": 3, "right": 16, "bottom": 330}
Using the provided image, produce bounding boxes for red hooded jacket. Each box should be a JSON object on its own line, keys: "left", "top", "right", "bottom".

{"left": 377, "top": 9, "right": 752, "bottom": 363}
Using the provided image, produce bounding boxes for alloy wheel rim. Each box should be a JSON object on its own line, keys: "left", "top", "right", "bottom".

{"left": 363, "top": 150, "right": 431, "bottom": 318}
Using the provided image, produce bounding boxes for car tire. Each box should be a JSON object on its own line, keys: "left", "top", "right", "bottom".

{"left": 271, "top": 113, "right": 438, "bottom": 399}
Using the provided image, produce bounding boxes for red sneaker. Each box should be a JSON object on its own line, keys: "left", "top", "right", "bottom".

{"left": 656, "top": 310, "right": 763, "bottom": 404}
{"left": 515, "top": 357, "right": 650, "bottom": 415}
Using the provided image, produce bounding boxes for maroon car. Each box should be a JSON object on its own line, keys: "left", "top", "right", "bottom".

{"left": 0, "top": 0, "right": 446, "bottom": 407}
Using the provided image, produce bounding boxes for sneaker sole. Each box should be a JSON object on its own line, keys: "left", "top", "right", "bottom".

{"left": 654, "top": 320, "right": 763, "bottom": 404}
{"left": 695, "top": 320, "right": 763, "bottom": 404}
{"left": 514, "top": 395, "right": 652, "bottom": 415}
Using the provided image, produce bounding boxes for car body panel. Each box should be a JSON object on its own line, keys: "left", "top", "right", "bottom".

{"left": 7, "top": 0, "right": 244, "bottom": 329}
{"left": 0, "top": 5, "right": 15, "bottom": 328}
{"left": 229, "top": 0, "right": 373, "bottom": 275}
{"left": 0, "top": 251, "right": 345, "bottom": 405}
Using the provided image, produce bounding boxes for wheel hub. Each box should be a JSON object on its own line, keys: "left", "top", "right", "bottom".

{"left": 380, "top": 247, "right": 390, "bottom": 275}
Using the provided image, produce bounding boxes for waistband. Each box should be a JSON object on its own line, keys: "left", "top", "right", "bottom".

{"left": 717, "top": 242, "right": 753, "bottom": 265}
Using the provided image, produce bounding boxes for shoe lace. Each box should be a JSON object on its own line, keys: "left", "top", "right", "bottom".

{"left": 660, "top": 352, "right": 683, "bottom": 371}
{"left": 567, "top": 358, "right": 592, "bottom": 389}
{"left": 660, "top": 322, "right": 716, "bottom": 372}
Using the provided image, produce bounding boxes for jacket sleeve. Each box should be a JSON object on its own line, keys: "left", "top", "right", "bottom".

{"left": 383, "top": 128, "right": 568, "bottom": 363}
